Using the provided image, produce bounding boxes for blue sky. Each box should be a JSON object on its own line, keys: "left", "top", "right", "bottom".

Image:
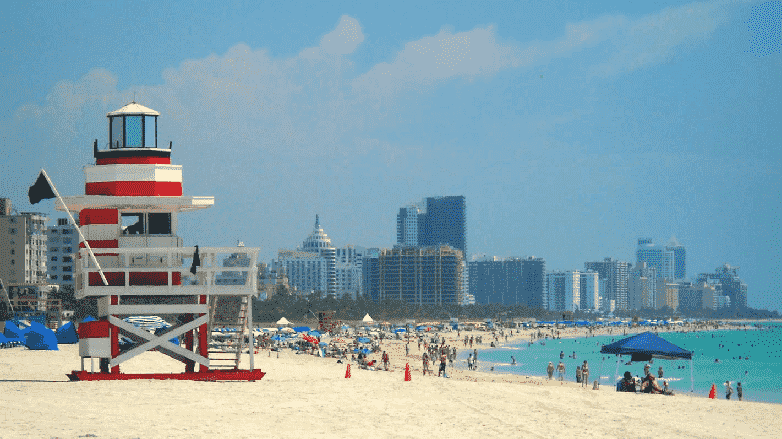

{"left": 1, "top": 0, "right": 780, "bottom": 310}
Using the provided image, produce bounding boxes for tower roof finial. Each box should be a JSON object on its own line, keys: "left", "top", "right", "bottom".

{"left": 315, "top": 214, "right": 320, "bottom": 229}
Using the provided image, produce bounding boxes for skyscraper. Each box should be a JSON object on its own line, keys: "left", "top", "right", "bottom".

{"left": 377, "top": 245, "right": 463, "bottom": 305}
{"left": 277, "top": 215, "right": 337, "bottom": 296}
{"left": 418, "top": 196, "right": 466, "bottom": 257}
{"left": 468, "top": 257, "right": 522, "bottom": 305}
{"left": 696, "top": 264, "right": 747, "bottom": 308}
{"left": 584, "top": 257, "right": 630, "bottom": 311}
{"left": 628, "top": 261, "right": 657, "bottom": 310}
{"left": 579, "top": 271, "right": 599, "bottom": 311}
{"left": 396, "top": 204, "right": 422, "bottom": 246}
{"left": 636, "top": 238, "right": 675, "bottom": 280}
{"left": 521, "top": 256, "right": 546, "bottom": 309}
{"left": 546, "top": 271, "right": 580, "bottom": 312}
{"left": 666, "top": 236, "right": 686, "bottom": 280}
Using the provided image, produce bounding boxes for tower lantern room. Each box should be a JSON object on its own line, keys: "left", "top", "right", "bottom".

{"left": 108, "top": 102, "right": 159, "bottom": 149}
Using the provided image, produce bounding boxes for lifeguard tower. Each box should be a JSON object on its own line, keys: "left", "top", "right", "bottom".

{"left": 58, "top": 102, "right": 264, "bottom": 381}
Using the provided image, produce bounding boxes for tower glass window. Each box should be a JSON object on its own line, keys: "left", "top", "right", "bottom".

{"left": 145, "top": 116, "right": 157, "bottom": 148}
{"left": 111, "top": 116, "right": 124, "bottom": 148}
{"left": 125, "top": 116, "right": 143, "bottom": 147}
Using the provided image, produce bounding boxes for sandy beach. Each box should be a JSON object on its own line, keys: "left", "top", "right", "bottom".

{"left": 2, "top": 323, "right": 780, "bottom": 439}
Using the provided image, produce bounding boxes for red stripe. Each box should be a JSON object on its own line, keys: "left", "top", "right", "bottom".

{"left": 80, "top": 240, "right": 118, "bottom": 249}
{"left": 85, "top": 181, "right": 182, "bottom": 196}
{"left": 88, "top": 272, "right": 126, "bottom": 286}
{"left": 79, "top": 209, "right": 119, "bottom": 225}
{"left": 87, "top": 271, "right": 181, "bottom": 286}
{"left": 97, "top": 157, "right": 171, "bottom": 165}
{"left": 78, "top": 321, "right": 111, "bottom": 338}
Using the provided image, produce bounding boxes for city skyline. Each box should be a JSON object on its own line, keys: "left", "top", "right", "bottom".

{"left": 1, "top": 1, "right": 779, "bottom": 310}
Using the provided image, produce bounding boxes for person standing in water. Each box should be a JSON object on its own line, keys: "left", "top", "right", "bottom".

{"left": 547, "top": 361, "right": 555, "bottom": 380}
{"left": 658, "top": 366, "right": 664, "bottom": 378}
{"left": 737, "top": 382, "right": 743, "bottom": 401}
{"left": 582, "top": 360, "right": 590, "bottom": 387}
{"left": 725, "top": 381, "right": 733, "bottom": 400}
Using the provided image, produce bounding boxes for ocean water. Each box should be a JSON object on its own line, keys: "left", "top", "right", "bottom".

{"left": 470, "top": 323, "right": 782, "bottom": 404}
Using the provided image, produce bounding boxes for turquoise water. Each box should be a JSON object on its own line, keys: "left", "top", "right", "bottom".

{"left": 469, "top": 323, "right": 782, "bottom": 404}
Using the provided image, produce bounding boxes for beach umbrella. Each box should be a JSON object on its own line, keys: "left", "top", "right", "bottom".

{"left": 394, "top": 328, "right": 406, "bottom": 333}
{"left": 362, "top": 314, "right": 374, "bottom": 323}
{"left": 276, "top": 317, "right": 291, "bottom": 326}
{"left": 293, "top": 326, "right": 311, "bottom": 333}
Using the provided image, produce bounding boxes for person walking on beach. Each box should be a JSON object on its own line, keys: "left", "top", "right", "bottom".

{"left": 576, "top": 366, "right": 582, "bottom": 383}
{"left": 658, "top": 366, "right": 664, "bottom": 378}
{"left": 439, "top": 353, "right": 447, "bottom": 377}
{"left": 422, "top": 352, "right": 430, "bottom": 376}
{"left": 405, "top": 342, "right": 410, "bottom": 357}
{"left": 418, "top": 339, "right": 421, "bottom": 351}
{"left": 382, "top": 351, "right": 389, "bottom": 371}
{"left": 737, "top": 382, "right": 743, "bottom": 401}
{"left": 557, "top": 361, "right": 565, "bottom": 381}
{"left": 581, "top": 361, "right": 589, "bottom": 387}
{"left": 473, "top": 349, "right": 478, "bottom": 367}
{"left": 467, "top": 354, "right": 473, "bottom": 371}
{"left": 726, "top": 381, "right": 733, "bottom": 400}
{"left": 547, "top": 362, "right": 555, "bottom": 380}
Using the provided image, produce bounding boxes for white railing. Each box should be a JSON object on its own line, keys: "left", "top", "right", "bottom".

{"left": 75, "top": 246, "right": 258, "bottom": 299}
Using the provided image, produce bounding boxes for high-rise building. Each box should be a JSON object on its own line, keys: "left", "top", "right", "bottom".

{"left": 695, "top": 264, "right": 747, "bottom": 308}
{"left": 396, "top": 204, "right": 422, "bottom": 246}
{"left": 579, "top": 271, "right": 599, "bottom": 311}
{"left": 335, "top": 245, "right": 365, "bottom": 299}
{"left": 417, "top": 196, "right": 466, "bottom": 257}
{"left": 521, "top": 256, "right": 546, "bottom": 309}
{"left": 584, "top": 257, "right": 630, "bottom": 311}
{"left": 628, "top": 262, "right": 657, "bottom": 310}
{"left": 468, "top": 257, "right": 522, "bottom": 305}
{"left": 0, "top": 205, "right": 49, "bottom": 285}
{"left": 277, "top": 215, "right": 337, "bottom": 297}
{"left": 361, "top": 248, "right": 380, "bottom": 301}
{"left": 636, "top": 238, "right": 675, "bottom": 281}
{"left": 45, "top": 218, "right": 78, "bottom": 287}
{"left": 655, "top": 278, "right": 681, "bottom": 311}
{"left": 377, "top": 245, "right": 463, "bottom": 305}
{"left": 666, "top": 237, "right": 686, "bottom": 280}
{"left": 546, "top": 271, "right": 580, "bottom": 311}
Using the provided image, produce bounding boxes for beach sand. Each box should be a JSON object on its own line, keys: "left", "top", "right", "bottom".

{"left": 2, "top": 326, "right": 779, "bottom": 438}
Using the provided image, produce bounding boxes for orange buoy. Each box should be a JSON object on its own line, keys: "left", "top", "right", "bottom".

{"left": 708, "top": 384, "right": 716, "bottom": 399}
{"left": 404, "top": 363, "right": 411, "bottom": 382}
{"left": 345, "top": 364, "right": 351, "bottom": 378}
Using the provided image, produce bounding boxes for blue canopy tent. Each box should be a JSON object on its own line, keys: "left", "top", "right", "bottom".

{"left": 393, "top": 328, "right": 406, "bottom": 333}
{"left": 55, "top": 321, "right": 79, "bottom": 344}
{"left": 23, "top": 321, "right": 59, "bottom": 350}
{"left": 600, "top": 331, "right": 693, "bottom": 392}
{"left": 357, "top": 337, "right": 371, "bottom": 344}
{"left": 3, "top": 321, "right": 26, "bottom": 339}
{"left": 293, "top": 326, "right": 311, "bottom": 333}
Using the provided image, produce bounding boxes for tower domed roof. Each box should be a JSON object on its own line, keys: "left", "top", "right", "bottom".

{"left": 107, "top": 102, "right": 160, "bottom": 116}
{"left": 302, "top": 214, "right": 333, "bottom": 251}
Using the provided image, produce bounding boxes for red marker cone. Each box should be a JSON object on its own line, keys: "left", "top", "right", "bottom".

{"left": 405, "top": 363, "right": 411, "bottom": 381}
{"left": 708, "top": 384, "right": 716, "bottom": 399}
{"left": 345, "top": 364, "right": 351, "bottom": 378}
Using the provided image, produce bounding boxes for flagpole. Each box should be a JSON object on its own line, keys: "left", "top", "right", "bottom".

{"left": 41, "top": 169, "right": 109, "bottom": 286}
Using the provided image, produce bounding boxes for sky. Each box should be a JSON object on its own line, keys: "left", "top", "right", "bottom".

{"left": 1, "top": 0, "right": 780, "bottom": 310}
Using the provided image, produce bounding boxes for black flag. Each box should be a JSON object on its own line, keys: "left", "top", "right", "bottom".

{"left": 28, "top": 171, "right": 56, "bottom": 205}
{"left": 190, "top": 245, "right": 200, "bottom": 274}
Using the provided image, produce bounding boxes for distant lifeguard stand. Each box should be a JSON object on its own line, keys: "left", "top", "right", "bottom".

{"left": 59, "top": 102, "right": 264, "bottom": 381}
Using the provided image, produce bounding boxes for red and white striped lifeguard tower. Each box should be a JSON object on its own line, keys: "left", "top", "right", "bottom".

{"left": 58, "top": 102, "right": 264, "bottom": 381}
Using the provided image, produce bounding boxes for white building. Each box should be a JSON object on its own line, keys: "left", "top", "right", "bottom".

{"left": 0, "top": 205, "right": 49, "bottom": 285}
{"left": 277, "top": 215, "right": 338, "bottom": 297}
{"left": 396, "top": 203, "right": 422, "bottom": 246}
{"left": 335, "top": 245, "right": 364, "bottom": 299}
{"left": 579, "top": 271, "right": 599, "bottom": 311}
{"left": 546, "top": 271, "right": 581, "bottom": 311}
{"left": 45, "top": 218, "right": 77, "bottom": 287}
{"left": 628, "top": 262, "right": 657, "bottom": 310}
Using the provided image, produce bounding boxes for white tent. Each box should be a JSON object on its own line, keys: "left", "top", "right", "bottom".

{"left": 277, "top": 317, "right": 291, "bottom": 326}
{"left": 362, "top": 314, "right": 374, "bottom": 323}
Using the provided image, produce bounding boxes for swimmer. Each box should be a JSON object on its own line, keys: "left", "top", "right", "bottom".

{"left": 511, "top": 356, "right": 516, "bottom": 365}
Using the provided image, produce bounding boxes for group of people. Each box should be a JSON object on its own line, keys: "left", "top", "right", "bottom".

{"left": 419, "top": 336, "right": 458, "bottom": 377}
{"left": 546, "top": 360, "right": 591, "bottom": 387}
{"left": 617, "top": 371, "right": 674, "bottom": 395}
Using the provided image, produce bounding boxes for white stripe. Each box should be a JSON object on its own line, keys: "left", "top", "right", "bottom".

{"left": 81, "top": 224, "right": 120, "bottom": 241}
{"left": 84, "top": 164, "right": 182, "bottom": 183}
